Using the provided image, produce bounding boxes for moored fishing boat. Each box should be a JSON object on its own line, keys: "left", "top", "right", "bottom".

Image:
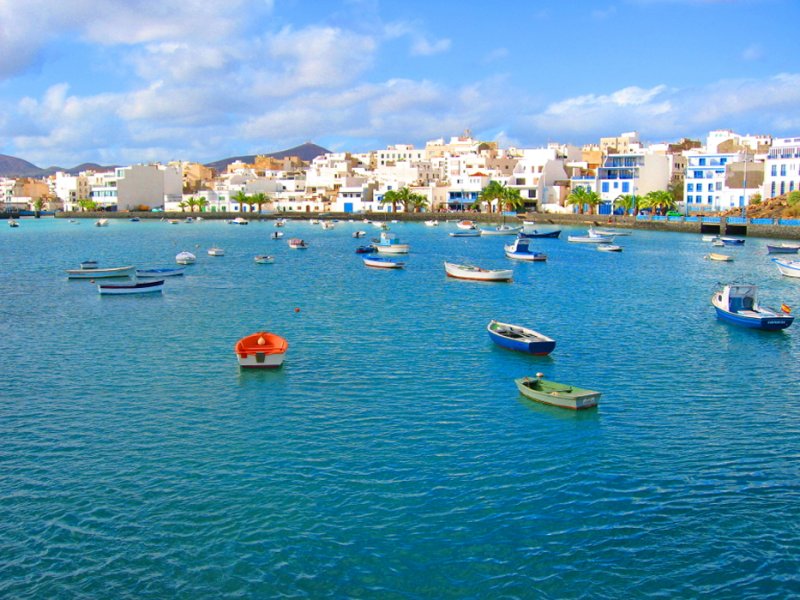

{"left": 254, "top": 255, "right": 275, "bottom": 264}
{"left": 424, "top": 219, "right": 439, "bottom": 226}
{"left": 515, "top": 373, "right": 600, "bottom": 410}
{"left": 230, "top": 217, "right": 249, "bottom": 225}
{"left": 271, "top": 231, "right": 284, "bottom": 239}
{"left": 456, "top": 220, "right": 476, "bottom": 230}
{"left": 235, "top": 331, "right": 288, "bottom": 368}
{"left": 766, "top": 243, "right": 800, "bottom": 254}
{"left": 504, "top": 237, "right": 547, "bottom": 261}
{"left": 597, "top": 244, "right": 623, "bottom": 252}
{"left": 288, "top": 238, "right": 308, "bottom": 249}
{"left": 449, "top": 231, "right": 481, "bottom": 238}
{"left": 568, "top": 234, "right": 614, "bottom": 243}
{"left": 136, "top": 267, "right": 185, "bottom": 277}
{"left": 444, "top": 261, "right": 513, "bottom": 282}
{"left": 97, "top": 279, "right": 164, "bottom": 295}
{"left": 480, "top": 224, "right": 522, "bottom": 236}
{"left": 208, "top": 246, "right": 225, "bottom": 256}
{"left": 352, "top": 230, "right": 367, "bottom": 238}
{"left": 720, "top": 237, "right": 745, "bottom": 246}
{"left": 80, "top": 260, "right": 98, "bottom": 269}
{"left": 95, "top": 218, "right": 109, "bottom": 227}
{"left": 772, "top": 258, "right": 800, "bottom": 278}
{"left": 355, "top": 245, "right": 376, "bottom": 254}
{"left": 519, "top": 229, "right": 560, "bottom": 239}
{"left": 711, "top": 284, "right": 793, "bottom": 330}
{"left": 705, "top": 253, "right": 732, "bottom": 262}
{"left": 374, "top": 231, "right": 409, "bottom": 254}
{"left": 8, "top": 218, "right": 19, "bottom": 227}
{"left": 487, "top": 320, "right": 555, "bottom": 355}
{"left": 66, "top": 265, "right": 135, "bottom": 279}
{"left": 176, "top": 251, "right": 196, "bottom": 264}
{"left": 363, "top": 256, "right": 405, "bottom": 269}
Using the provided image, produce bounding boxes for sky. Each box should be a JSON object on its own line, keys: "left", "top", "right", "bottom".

{"left": 0, "top": 0, "right": 798, "bottom": 167}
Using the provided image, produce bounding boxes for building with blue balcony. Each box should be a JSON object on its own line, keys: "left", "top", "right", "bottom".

{"left": 595, "top": 153, "right": 670, "bottom": 214}
{"left": 682, "top": 151, "right": 760, "bottom": 212}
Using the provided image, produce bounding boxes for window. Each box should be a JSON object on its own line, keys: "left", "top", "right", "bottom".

{"left": 602, "top": 182, "right": 609, "bottom": 193}
{"left": 614, "top": 181, "right": 619, "bottom": 189}
{"left": 699, "top": 158, "right": 706, "bottom": 166}
{"left": 780, "top": 164, "right": 787, "bottom": 176}
{"left": 622, "top": 182, "right": 630, "bottom": 193}
{"left": 694, "top": 170, "right": 703, "bottom": 178}
{"left": 771, "top": 165, "right": 777, "bottom": 176}
{"left": 716, "top": 182, "right": 722, "bottom": 191}
{"left": 791, "top": 181, "right": 796, "bottom": 192}
{"left": 708, "top": 183, "right": 714, "bottom": 192}
{"left": 780, "top": 182, "right": 786, "bottom": 195}
{"left": 687, "top": 183, "right": 694, "bottom": 192}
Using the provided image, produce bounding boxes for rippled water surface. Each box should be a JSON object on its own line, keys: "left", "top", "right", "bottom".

{"left": 1, "top": 218, "right": 799, "bottom": 598}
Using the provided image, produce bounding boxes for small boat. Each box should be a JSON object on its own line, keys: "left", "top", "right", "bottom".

{"left": 587, "top": 227, "right": 615, "bottom": 239}
{"left": 720, "top": 237, "right": 745, "bottom": 246}
{"left": 321, "top": 221, "right": 335, "bottom": 230}
{"left": 80, "top": 260, "right": 98, "bottom": 269}
{"left": 66, "top": 265, "right": 135, "bottom": 279}
{"left": 288, "top": 238, "right": 308, "bottom": 249}
{"left": 519, "top": 229, "right": 560, "bottom": 239}
{"left": 235, "top": 332, "right": 288, "bottom": 368}
{"left": 487, "top": 320, "right": 555, "bottom": 355}
{"left": 136, "top": 267, "right": 185, "bottom": 277}
{"left": 597, "top": 244, "right": 623, "bottom": 252}
{"left": 480, "top": 225, "right": 523, "bottom": 236}
{"left": 309, "top": 219, "right": 320, "bottom": 225}
{"left": 456, "top": 220, "right": 477, "bottom": 230}
{"left": 766, "top": 243, "right": 800, "bottom": 254}
{"left": 271, "top": 231, "right": 284, "bottom": 239}
{"left": 129, "top": 217, "right": 140, "bottom": 222}
{"left": 424, "top": 219, "right": 439, "bottom": 227}
{"left": 515, "top": 373, "right": 600, "bottom": 410}
{"left": 95, "top": 218, "right": 109, "bottom": 227}
{"left": 568, "top": 235, "right": 614, "bottom": 244}
{"left": 8, "top": 219, "right": 19, "bottom": 227}
{"left": 254, "top": 255, "right": 275, "bottom": 264}
{"left": 705, "top": 253, "right": 732, "bottom": 262}
{"left": 701, "top": 234, "right": 719, "bottom": 242}
{"left": 711, "top": 239, "right": 725, "bottom": 247}
{"left": 98, "top": 279, "right": 164, "bottom": 295}
{"left": 274, "top": 218, "right": 286, "bottom": 227}
{"left": 68, "top": 219, "right": 78, "bottom": 224}
{"left": 504, "top": 237, "right": 547, "bottom": 261}
{"left": 230, "top": 217, "right": 249, "bottom": 225}
{"left": 355, "top": 245, "right": 377, "bottom": 254}
{"left": 168, "top": 219, "right": 180, "bottom": 225}
{"left": 352, "top": 230, "right": 367, "bottom": 238}
{"left": 184, "top": 217, "right": 194, "bottom": 223}
{"left": 592, "top": 228, "right": 631, "bottom": 237}
{"left": 444, "top": 261, "right": 513, "bottom": 282}
{"left": 374, "top": 231, "right": 409, "bottom": 254}
{"left": 711, "top": 284, "right": 794, "bottom": 330}
{"left": 772, "top": 258, "right": 800, "bottom": 278}
{"left": 208, "top": 246, "right": 225, "bottom": 256}
{"left": 176, "top": 251, "right": 196, "bottom": 265}
{"left": 449, "top": 231, "right": 481, "bottom": 238}
{"left": 363, "top": 256, "right": 405, "bottom": 269}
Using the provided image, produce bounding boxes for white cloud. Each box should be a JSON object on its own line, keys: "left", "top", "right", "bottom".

{"left": 741, "top": 44, "right": 764, "bottom": 62}
{"left": 410, "top": 36, "right": 451, "bottom": 56}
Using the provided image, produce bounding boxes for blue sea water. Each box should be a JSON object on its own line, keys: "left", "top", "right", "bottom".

{"left": 1, "top": 217, "right": 799, "bottom": 599}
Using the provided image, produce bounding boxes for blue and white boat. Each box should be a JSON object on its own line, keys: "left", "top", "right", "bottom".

{"left": 136, "top": 267, "right": 185, "bottom": 277}
{"left": 374, "top": 231, "right": 409, "bottom": 254}
{"left": 772, "top": 258, "right": 800, "bottom": 278}
{"left": 504, "top": 237, "right": 547, "bottom": 261}
{"left": 98, "top": 279, "right": 165, "bottom": 295}
{"left": 449, "top": 231, "right": 481, "bottom": 238}
{"left": 766, "top": 243, "right": 800, "bottom": 254}
{"left": 519, "top": 229, "right": 561, "bottom": 239}
{"left": 363, "top": 256, "right": 404, "bottom": 269}
{"left": 720, "top": 237, "right": 745, "bottom": 246}
{"left": 487, "top": 320, "right": 556, "bottom": 355}
{"left": 711, "top": 284, "right": 793, "bottom": 330}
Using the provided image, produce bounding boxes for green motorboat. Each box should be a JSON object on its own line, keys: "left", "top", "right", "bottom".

{"left": 515, "top": 373, "right": 600, "bottom": 410}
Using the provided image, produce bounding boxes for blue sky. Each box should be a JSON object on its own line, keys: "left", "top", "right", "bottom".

{"left": 0, "top": 0, "right": 798, "bottom": 167}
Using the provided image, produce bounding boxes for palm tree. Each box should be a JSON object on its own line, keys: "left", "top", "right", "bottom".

{"left": 473, "top": 180, "right": 507, "bottom": 213}
{"left": 177, "top": 201, "right": 188, "bottom": 212}
{"left": 566, "top": 187, "right": 601, "bottom": 215}
{"left": 501, "top": 186, "right": 525, "bottom": 213}
{"left": 77, "top": 198, "right": 97, "bottom": 212}
{"left": 196, "top": 198, "right": 209, "bottom": 213}
{"left": 250, "top": 192, "right": 268, "bottom": 214}
{"left": 613, "top": 194, "right": 637, "bottom": 216}
{"left": 380, "top": 189, "right": 400, "bottom": 213}
{"left": 405, "top": 191, "right": 428, "bottom": 213}
{"left": 232, "top": 190, "right": 249, "bottom": 213}
{"left": 641, "top": 190, "right": 676, "bottom": 215}
{"left": 186, "top": 197, "right": 198, "bottom": 212}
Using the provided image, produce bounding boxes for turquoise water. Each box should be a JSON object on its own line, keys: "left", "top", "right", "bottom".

{"left": 1, "top": 218, "right": 799, "bottom": 598}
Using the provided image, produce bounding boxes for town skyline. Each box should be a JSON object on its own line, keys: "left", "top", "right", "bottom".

{"left": 1, "top": 0, "right": 798, "bottom": 168}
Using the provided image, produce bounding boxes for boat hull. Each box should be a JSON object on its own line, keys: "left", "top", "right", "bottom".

{"left": 767, "top": 244, "right": 800, "bottom": 254}
{"left": 66, "top": 266, "right": 135, "bottom": 279}
{"left": 375, "top": 244, "right": 409, "bottom": 254}
{"left": 444, "top": 262, "right": 512, "bottom": 282}
{"left": 519, "top": 230, "right": 560, "bottom": 238}
{"left": 363, "top": 257, "right": 404, "bottom": 269}
{"left": 515, "top": 377, "right": 600, "bottom": 410}
{"left": 98, "top": 280, "right": 164, "bottom": 295}
{"left": 136, "top": 268, "right": 185, "bottom": 277}
{"left": 773, "top": 258, "right": 800, "bottom": 278}
{"left": 487, "top": 321, "right": 555, "bottom": 355}
{"left": 568, "top": 236, "right": 612, "bottom": 243}
{"left": 504, "top": 251, "right": 546, "bottom": 261}
{"left": 711, "top": 293, "right": 793, "bottom": 330}
{"left": 235, "top": 332, "right": 288, "bottom": 368}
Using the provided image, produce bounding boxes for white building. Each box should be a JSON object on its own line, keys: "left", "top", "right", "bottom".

{"left": 682, "top": 150, "right": 761, "bottom": 211}
{"left": 596, "top": 152, "right": 671, "bottom": 212}
{"left": 764, "top": 136, "right": 800, "bottom": 199}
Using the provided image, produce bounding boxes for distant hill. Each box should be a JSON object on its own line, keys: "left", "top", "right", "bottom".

{"left": 204, "top": 142, "right": 330, "bottom": 172}
{"left": 0, "top": 154, "right": 45, "bottom": 177}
